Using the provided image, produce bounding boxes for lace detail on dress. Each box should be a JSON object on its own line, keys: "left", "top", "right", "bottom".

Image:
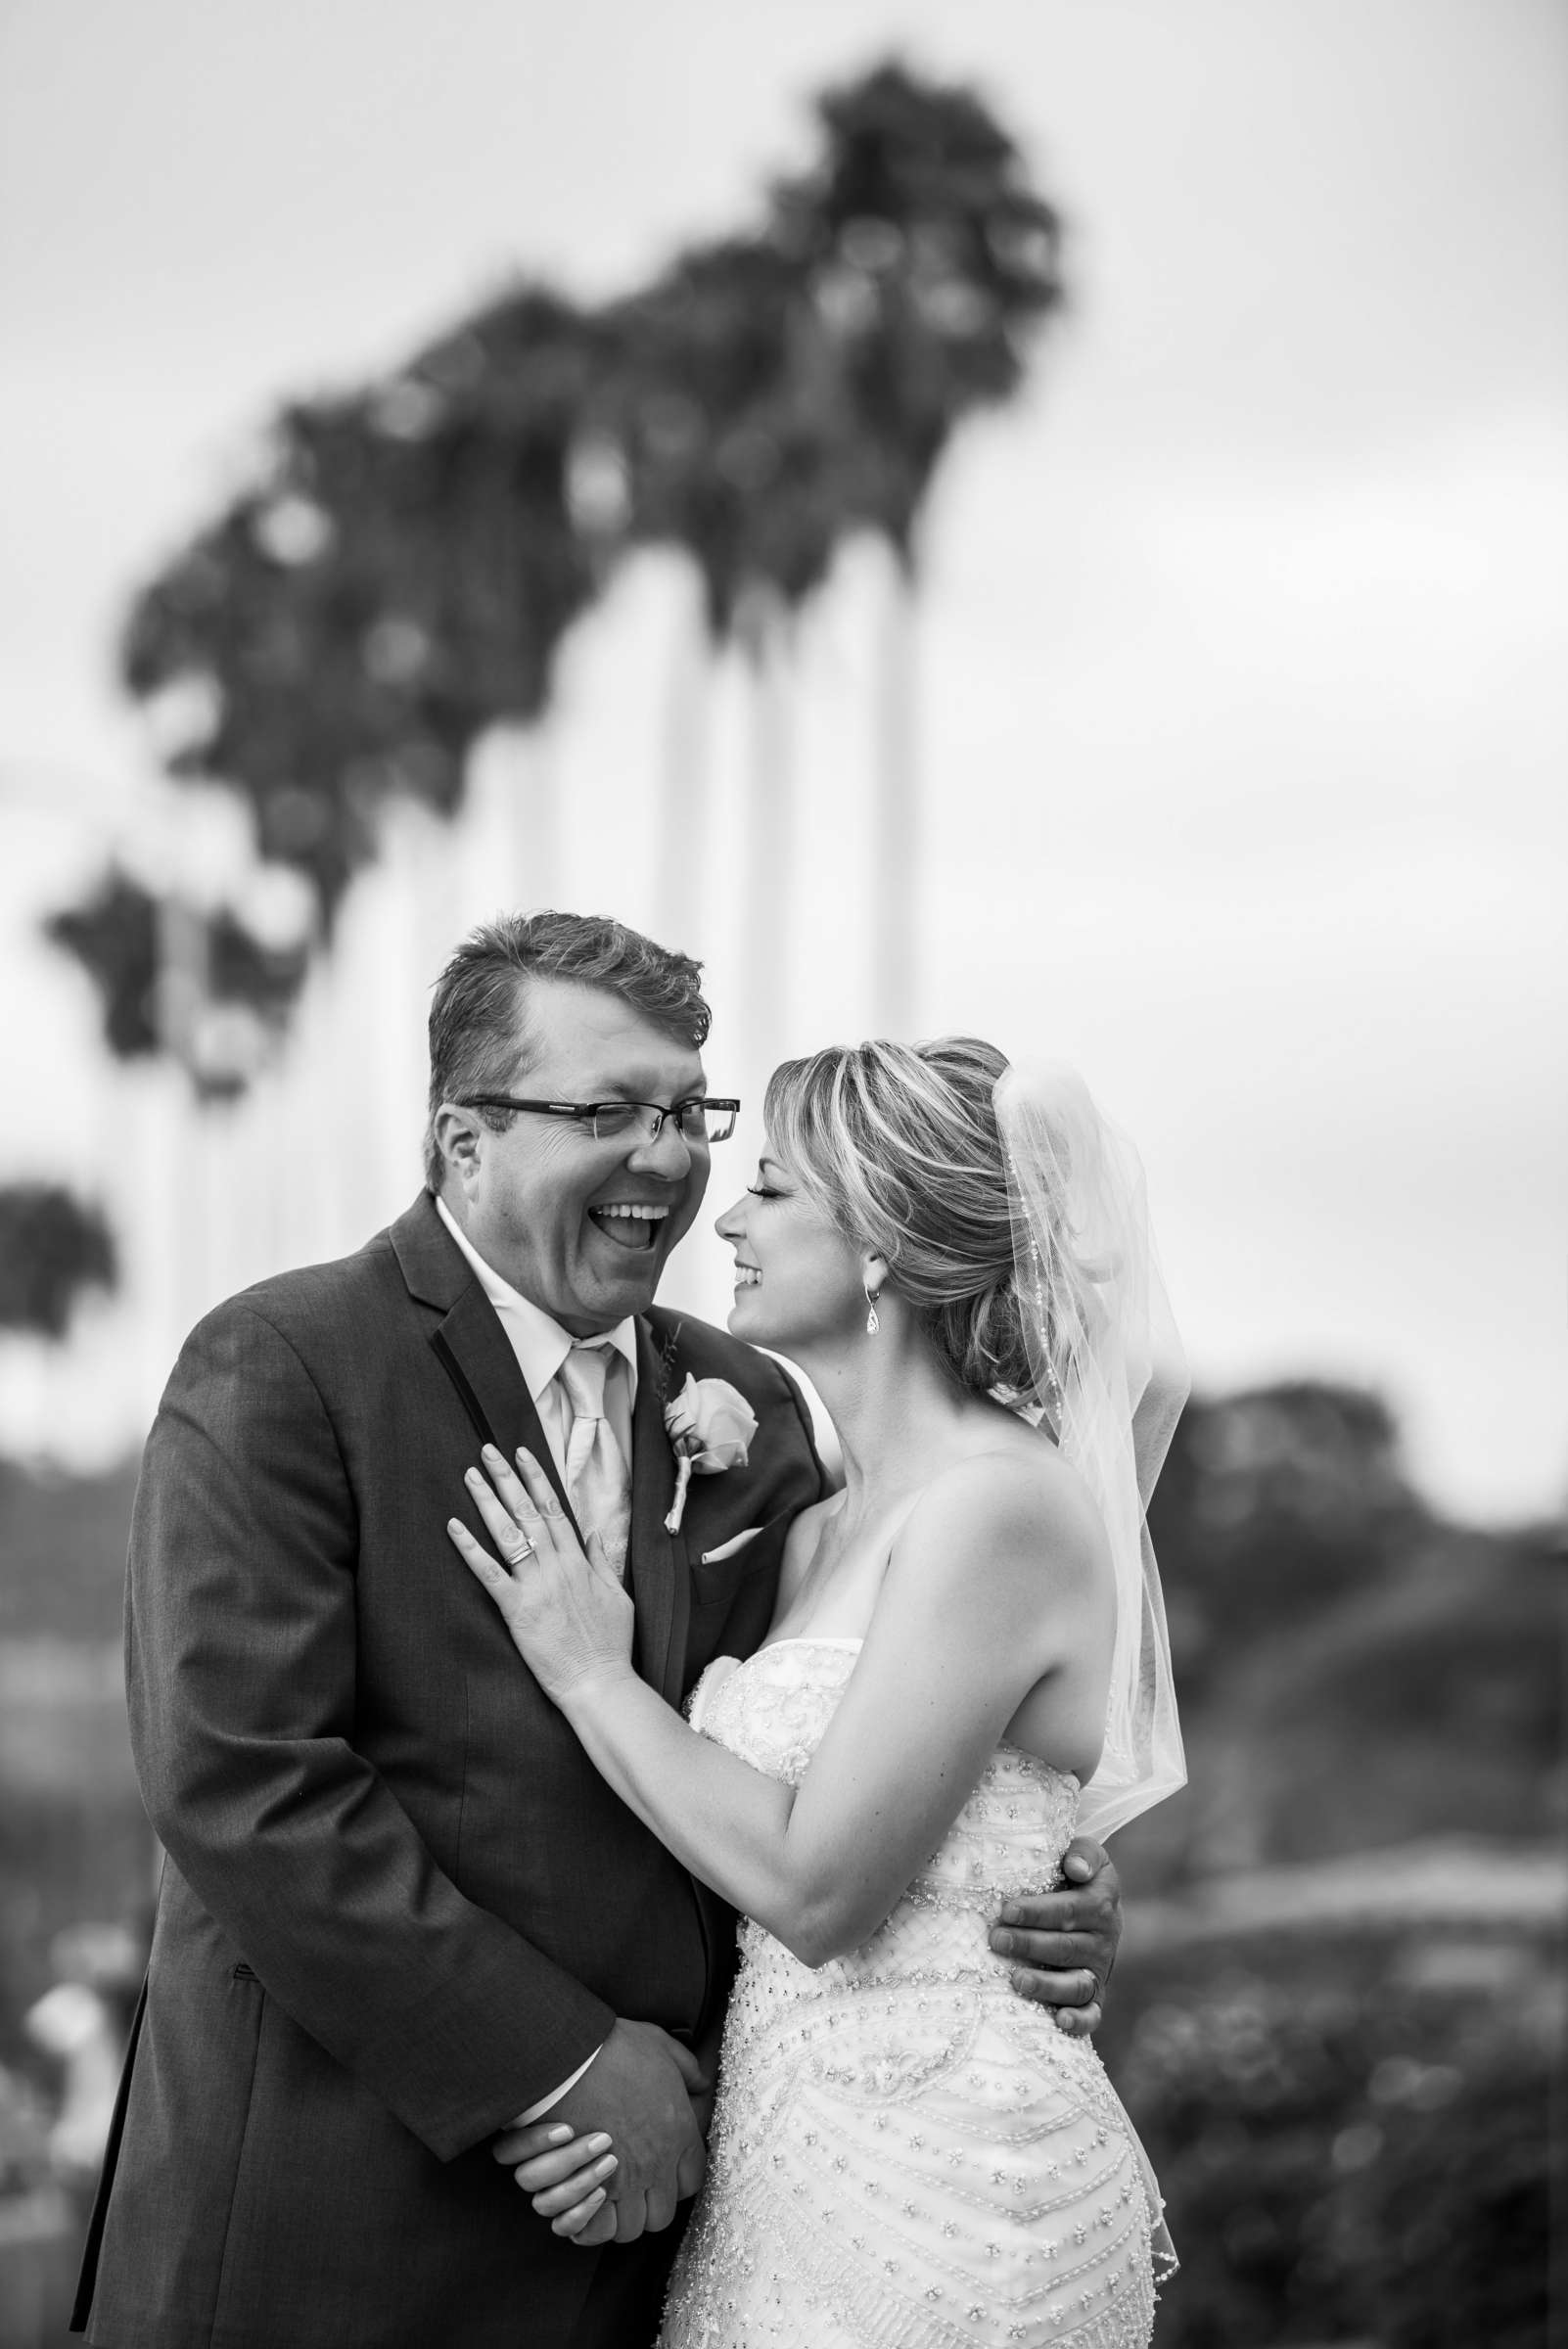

{"left": 660, "top": 1640, "right": 1172, "bottom": 2349}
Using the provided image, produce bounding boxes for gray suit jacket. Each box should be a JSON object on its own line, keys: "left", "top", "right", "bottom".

{"left": 73, "top": 1194, "right": 824, "bottom": 2349}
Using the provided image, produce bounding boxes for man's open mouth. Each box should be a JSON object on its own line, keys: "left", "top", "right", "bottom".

{"left": 588, "top": 1202, "right": 672, "bottom": 1253}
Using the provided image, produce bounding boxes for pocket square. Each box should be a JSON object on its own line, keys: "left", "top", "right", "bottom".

{"left": 699, "top": 1526, "right": 764, "bottom": 1566}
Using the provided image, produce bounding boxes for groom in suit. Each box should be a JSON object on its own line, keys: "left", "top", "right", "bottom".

{"left": 74, "top": 910, "right": 1122, "bottom": 2349}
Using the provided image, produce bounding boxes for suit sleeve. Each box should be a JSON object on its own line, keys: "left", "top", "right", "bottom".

{"left": 125, "top": 1297, "right": 615, "bottom": 2162}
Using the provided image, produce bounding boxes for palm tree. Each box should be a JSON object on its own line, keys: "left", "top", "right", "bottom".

{"left": 99, "top": 284, "right": 613, "bottom": 1047}
{"left": 772, "top": 61, "right": 1066, "bottom": 1034}
{"left": 384, "top": 287, "right": 619, "bottom": 910}
{"left": 63, "top": 59, "right": 1063, "bottom": 1086}
{"left": 46, "top": 867, "right": 311, "bottom": 1101}
{"left": 604, "top": 234, "right": 848, "bottom": 1066}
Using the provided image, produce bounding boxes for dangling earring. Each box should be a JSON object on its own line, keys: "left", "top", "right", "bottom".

{"left": 864, "top": 1283, "right": 881, "bottom": 1337}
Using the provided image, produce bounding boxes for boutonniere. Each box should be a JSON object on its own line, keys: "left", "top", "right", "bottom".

{"left": 663, "top": 1374, "right": 759, "bottom": 1534}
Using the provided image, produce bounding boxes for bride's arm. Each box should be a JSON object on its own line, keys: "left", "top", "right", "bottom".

{"left": 451, "top": 1446, "right": 1102, "bottom": 1969}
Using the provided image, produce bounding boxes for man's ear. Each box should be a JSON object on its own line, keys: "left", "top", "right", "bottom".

{"left": 433, "top": 1102, "right": 484, "bottom": 1195}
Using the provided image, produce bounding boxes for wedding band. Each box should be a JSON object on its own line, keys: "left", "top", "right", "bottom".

{"left": 505, "top": 1536, "right": 536, "bottom": 1563}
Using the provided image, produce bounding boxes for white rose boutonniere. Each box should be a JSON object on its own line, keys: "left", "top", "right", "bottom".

{"left": 663, "top": 1374, "right": 759, "bottom": 1534}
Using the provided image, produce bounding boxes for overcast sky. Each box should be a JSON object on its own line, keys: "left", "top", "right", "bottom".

{"left": 2, "top": 0, "right": 1565, "bottom": 1521}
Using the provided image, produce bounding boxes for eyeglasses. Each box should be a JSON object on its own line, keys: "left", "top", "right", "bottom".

{"left": 458, "top": 1095, "right": 740, "bottom": 1145}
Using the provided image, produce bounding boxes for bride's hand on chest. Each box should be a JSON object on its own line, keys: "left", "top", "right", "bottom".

{"left": 448, "top": 1445, "right": 635, "bottom": 1706}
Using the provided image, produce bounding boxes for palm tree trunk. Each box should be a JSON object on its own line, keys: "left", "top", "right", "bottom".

{"left": 655, "top": 570, "right": 710, "bottom": 954}
{"left": 489, "top": 719, "right": 562, "bottom": 913}
{"left": 744, "top": 592, "right": 792, "bottom": 1079}
{"left": 871, "top": 551, "right": 918, "bottom": 1039}
{"left": 464, "top": 719, "right": 562, "bottom": 918}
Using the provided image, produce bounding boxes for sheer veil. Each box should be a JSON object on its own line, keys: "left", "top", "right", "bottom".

{"left": 993, "top": 1064, "right": 1187, "bottom": 1841}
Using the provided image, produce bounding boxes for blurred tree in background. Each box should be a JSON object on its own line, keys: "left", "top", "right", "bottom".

{"left": 1124, "top": 1386, "right": 1566, "bottom": 1886}
{"left": 1152, "top": 1382, "right": 1418, "bottom": 1677}
{"left": 1087, "top": 1379, "right": 1567, "bottom": 2347}
{"left": 773, "top": 61, "right": 1063, "bottom": 562}
{"left": 46, "top": 869, "right": 312, "bottom": 1101}
{"left": 45, "top": 58, "right": 1064, "bottom": 1089}
{"left": 0, "top": 1189, "right": 116, "bottom": 1342}
{"left": 1106, "top": 1934, "right": 1560, "bottom": 2348}
{"left": 117, "top": 289, "right": 612, "bottom": 938}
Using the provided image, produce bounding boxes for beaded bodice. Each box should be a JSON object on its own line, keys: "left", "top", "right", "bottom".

{"left": 692, "top": 1638, "right": 1082, "bottom": 1994}
{"left": 661, "top": 1639, "right": 1166, "bottom": 2349}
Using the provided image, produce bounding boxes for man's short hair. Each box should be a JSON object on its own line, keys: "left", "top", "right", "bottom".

{"left": 424, "top": 910, "right": 713, "bottom": 1190}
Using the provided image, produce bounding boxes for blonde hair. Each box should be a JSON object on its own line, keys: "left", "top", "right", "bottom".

{"left": 763, "top": 1036, "right": 1037, "bottom": 1398}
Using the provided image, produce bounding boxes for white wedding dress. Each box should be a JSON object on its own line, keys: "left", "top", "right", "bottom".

{"left": 658, "top": 1638, "right": 1173, "bottom": 2349}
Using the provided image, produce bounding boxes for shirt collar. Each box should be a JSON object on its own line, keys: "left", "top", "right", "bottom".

{"left": 434, "top": 1194, "right": 639, "bottom": 1402}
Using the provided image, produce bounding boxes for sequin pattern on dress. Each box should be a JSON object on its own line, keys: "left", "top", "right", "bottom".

{"left": 657, "top": 1638, "right": 1172, "bottom": 2349}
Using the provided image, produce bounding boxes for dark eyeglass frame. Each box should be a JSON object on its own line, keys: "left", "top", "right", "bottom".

{"left": 457, "top": 1094, "right": 740, "bottom": 1144}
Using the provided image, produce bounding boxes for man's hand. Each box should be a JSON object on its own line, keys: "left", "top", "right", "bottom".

{"left": 989, "top": 1837, "right": 1123, "bottom": 2039}
{"left": 496, "top": 2116, "right": 709, "bottom": 2247}
{"left": 493, "top": 2019, "right": 706, "bottom": 2245}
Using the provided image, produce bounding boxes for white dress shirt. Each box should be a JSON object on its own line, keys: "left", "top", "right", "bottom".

{"left": 434, "top": 1195, "right": 638, "bottom": 1474}
{"left": 435, "top": 1193, "right": 641, "bottom": 2120}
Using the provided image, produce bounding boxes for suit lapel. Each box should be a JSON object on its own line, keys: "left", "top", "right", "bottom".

{"left": 627, "top": 1318, "right": 688, "bottom": 1706}
{"left": 397, "top": 1194, "right": 683, "bottom": 1688}
{"left": 396, "top": 1193, "right": 583, "bottom": 1541}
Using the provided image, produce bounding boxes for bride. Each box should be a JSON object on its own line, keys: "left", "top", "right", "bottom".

{"left": 449, "top": 1036, "right": 1184, "bottom": 2347}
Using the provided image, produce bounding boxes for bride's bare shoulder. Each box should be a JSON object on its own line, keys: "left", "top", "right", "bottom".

{"left": 893, "top": 1442, "right": 1106, "bottom": 1593}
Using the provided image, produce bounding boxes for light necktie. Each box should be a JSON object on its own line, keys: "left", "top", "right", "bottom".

{"left": 557, "top": 1344, "right": 631, "bottom": 1578}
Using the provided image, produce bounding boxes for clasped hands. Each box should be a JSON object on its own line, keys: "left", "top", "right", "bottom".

{"left": 494, "top": 1841, "right": 1122, "bottom": 2246}
{"left": 494, "top": 2017, "right": 712, "bottom": 2247}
